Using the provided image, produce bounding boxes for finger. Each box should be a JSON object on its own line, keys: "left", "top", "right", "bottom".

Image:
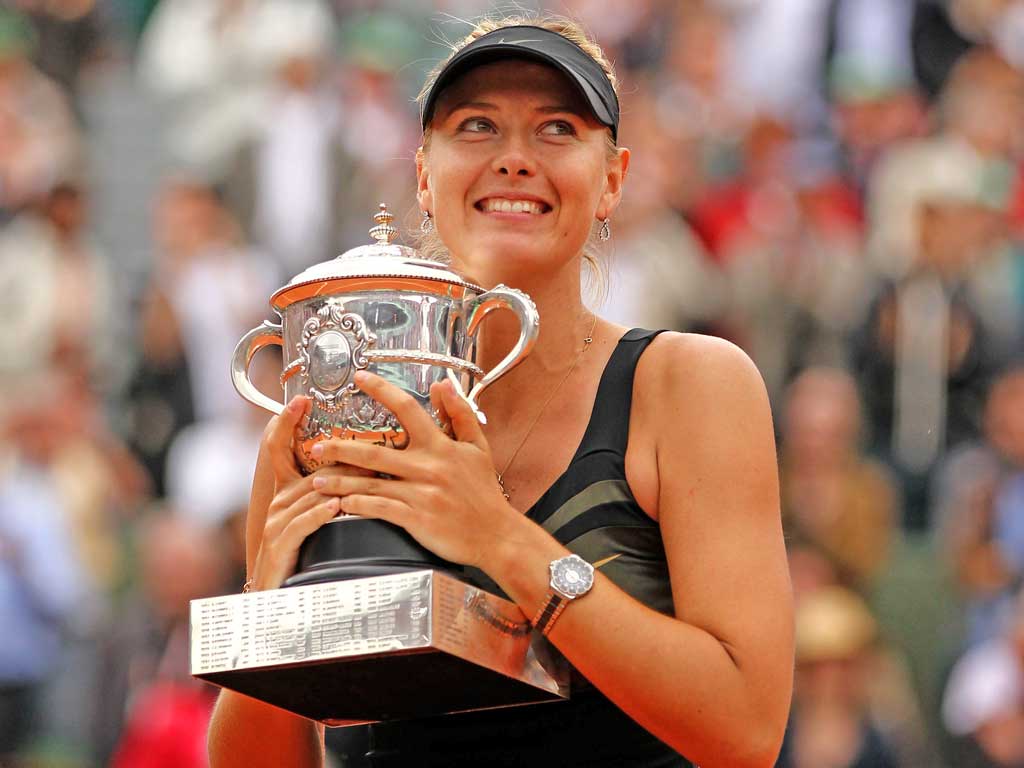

{"left": 265, "top": 488, "right": 332, "bottom": 540}
{"left": 313, "top": 439, "right": 409, "bottom": 477}
{"left": 269, "top": 476, "right": 318, "bottom": 513}
{"left": 353, "top": 371, "right": 438, "bottom": 442}
{"left": 312, "top": 473, "right": 418, "bottom": 506}
{"left": 314, "top": 462, "right": 378, "bottom": 479}
{"left": 276, "top": 498, "right": 342, "bottom": 560}
{"left": 339, "top": 494, "right": 412, "bottom": 526}
{"left": 440, "top": 379, "right": 489, "bottom": 450}
{"left": 265, "top": 396, "right": 309, "bottom": 484}
{"left": 429, "top": 382, "right": 453, "bottom": 437}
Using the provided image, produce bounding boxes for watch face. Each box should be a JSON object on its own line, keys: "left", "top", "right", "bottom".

{"left": 551, "top": 555, "right": 595, "bottom": 598}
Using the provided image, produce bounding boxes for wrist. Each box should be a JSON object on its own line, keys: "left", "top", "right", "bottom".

{"left": 486, "top": 514, "right": 568, "bottom": 612}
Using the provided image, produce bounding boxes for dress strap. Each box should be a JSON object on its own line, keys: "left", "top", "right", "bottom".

{"left": 573, "top": 328, "right": 664, "bottom": 460}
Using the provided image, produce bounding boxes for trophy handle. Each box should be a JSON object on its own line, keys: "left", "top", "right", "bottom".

{"left": 457, "top": 285, "right": 540, "bottom": 423}
{"left": 232, "top": 320, "right": 286, "bottom": 415}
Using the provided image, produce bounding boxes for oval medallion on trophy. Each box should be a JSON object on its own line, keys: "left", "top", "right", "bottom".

{"left": 309, "top": 330, "right": 352, "bottom": 392}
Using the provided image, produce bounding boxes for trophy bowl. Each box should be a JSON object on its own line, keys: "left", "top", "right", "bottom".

{"left": 232, "top": 205, "right": 539, "bottom": 586}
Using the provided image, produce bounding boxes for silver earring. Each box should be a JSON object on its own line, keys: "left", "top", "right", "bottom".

{"left": 421, "top": 210, "right": 433, "bottom": 233}
{"left": 599, "top": 218, "right": 611, "bottom": 242}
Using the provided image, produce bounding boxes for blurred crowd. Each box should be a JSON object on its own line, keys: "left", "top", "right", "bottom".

{"left": 0, "top": 0, "right": 1023, "bottom": 766}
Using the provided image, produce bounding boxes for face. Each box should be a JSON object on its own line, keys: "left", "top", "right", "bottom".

{"left": 417, "top": 60, "right": 628, "bottom": 283}
{"left": 783, "top": 368, "right": 861, "bottom": 465}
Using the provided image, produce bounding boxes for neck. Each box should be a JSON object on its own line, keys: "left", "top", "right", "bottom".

{"left": 475, "top": 257, "right": 592, "bottom": 375}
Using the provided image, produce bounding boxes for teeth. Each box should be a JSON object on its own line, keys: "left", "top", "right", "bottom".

{"left": 482, "top": 198, "right": 543, "bottom": 214}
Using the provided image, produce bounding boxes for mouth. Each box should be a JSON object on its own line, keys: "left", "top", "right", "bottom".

{"left": 475, "top": 197, "right": 551, "bottom": 215}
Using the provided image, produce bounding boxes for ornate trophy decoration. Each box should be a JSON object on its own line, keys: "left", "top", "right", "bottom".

{"left": 231, "top": 204, "right": 540, "bottom": 583}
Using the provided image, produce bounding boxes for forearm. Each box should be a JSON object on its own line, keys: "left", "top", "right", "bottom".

{"left": 208, "top": 689, "right": 324, "bottom": 768}
{"left": 489, "top": 522, "right": 787, "bottom": 768}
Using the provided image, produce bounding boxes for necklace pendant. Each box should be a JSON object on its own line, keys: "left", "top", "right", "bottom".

{"left": 496, "top": 473, "right": 510, "bottom": 501}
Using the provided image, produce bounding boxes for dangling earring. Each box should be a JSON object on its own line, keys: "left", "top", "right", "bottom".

{"left": 599, "top": 218, "right": 611, "bottom": 242}
{"left": 421, "top": 210, "right": 433, "bottom": 233}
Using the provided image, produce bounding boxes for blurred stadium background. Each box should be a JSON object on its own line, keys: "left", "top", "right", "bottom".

{"left": 1, "top": 0, "right": 1024, "bottom": 766}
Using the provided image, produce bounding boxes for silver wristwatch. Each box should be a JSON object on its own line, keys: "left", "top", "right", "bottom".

{"left": 532, "top": 554, "right": 595, "bottom": 636}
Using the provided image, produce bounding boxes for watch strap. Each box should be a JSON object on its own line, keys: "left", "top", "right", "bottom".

{"left": 532, "top": 590, "right": 570, "bottom": 636}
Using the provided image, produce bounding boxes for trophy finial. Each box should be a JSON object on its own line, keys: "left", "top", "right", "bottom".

{"left": 369, "top": 203, "right": 398, "bottom": 245}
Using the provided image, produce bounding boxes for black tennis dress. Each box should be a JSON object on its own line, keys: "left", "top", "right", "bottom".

{"left": 364, "top": 329, "right": 693, "bottom": 767}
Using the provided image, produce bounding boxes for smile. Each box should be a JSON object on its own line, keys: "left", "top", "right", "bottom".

{"left": 476, "top": 198, "right": 550, "bottom": 214}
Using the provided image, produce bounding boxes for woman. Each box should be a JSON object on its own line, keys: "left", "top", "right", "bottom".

{"left": 208, "top": 16, "right": 793, "bottom": 768}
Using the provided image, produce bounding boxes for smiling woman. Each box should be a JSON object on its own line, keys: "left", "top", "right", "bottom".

{"left": 207, "top": 14, "right": 794, "bottom": 768}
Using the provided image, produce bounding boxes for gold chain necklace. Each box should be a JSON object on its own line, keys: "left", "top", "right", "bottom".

{"left": 496, "top": 314, "right": 598, "bottom": 501}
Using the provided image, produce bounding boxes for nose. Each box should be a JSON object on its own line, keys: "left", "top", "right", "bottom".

{"left": 491, "top": 137, "right": 536, "bottom": 177}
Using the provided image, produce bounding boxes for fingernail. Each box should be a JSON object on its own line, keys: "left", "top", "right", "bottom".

{"left": 328, "top": 498, "right": 340, "bottom": 510}
{"left": 311, "top": 443, "right": 324, "bottom": 457}
{"left": 353, "top": 370, "right": 369, "bottom": 384}
{"left": 313, "top": 476, "right": 326, "bottom": 489}
{"left": 289, "top": 397, "right": 304, "bottom": 413}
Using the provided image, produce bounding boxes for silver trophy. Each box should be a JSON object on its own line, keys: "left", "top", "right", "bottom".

{"left": 192, "top": 206, "right": 566, "bottom": 724}
{"left": 231, "top": 204, "right": 539, "bottom": 586}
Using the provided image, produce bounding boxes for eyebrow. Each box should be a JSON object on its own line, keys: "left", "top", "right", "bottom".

{"left": 442, "top": 101, "right": 585, "bottom": 119}
{"left": 536, "top": 105, "right": 584, "bottom": 115}
{"left": 443, "top": 100, "right": 498, "bottom": 115}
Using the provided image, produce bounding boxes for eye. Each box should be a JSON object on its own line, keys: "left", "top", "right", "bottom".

{"left": 539, "top": 120, "right": 577, "bottom": 137}
{"left": 458, "top": 117, "right": 496, "bottom": 134}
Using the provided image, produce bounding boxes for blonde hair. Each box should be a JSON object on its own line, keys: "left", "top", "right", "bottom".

{"left": 414, "top": 14, "right": 620, "bottom": 298}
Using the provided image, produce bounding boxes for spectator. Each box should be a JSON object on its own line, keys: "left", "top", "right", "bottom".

{"left": 20, "top": 0, "right": 106, "bottom": 116}
{"left": 691, "top": 116, "right": 872, "bottom": 399}
{"left": 942, "top": 586, "right": 1024, "bottom": 767}
{"left": 0, "top": 182, "right": 120, "bottom": 393}
{"left": 780, "top": 367, "right": 899, "bottom": 589}
{"left": 0, "top": 405, "right": 84, "bottom": 766}
{"left": 912, "top": 0, "right": 1024, "bottom": 100}
{"left": 136, "top": 0, "right": 337, "bottom": 174}
{"left": 122, "top": 280, "right": 194, "bottom": 498}
{"left": 1, "top": 373, "right": 146, "bottom": 761}
{"left": 777, "top": 585, "right": 902, "bottom": 768}
{"left": 99, "top": 512, "right": 230, "bottom": 767}
{"left": 655, "top": 0, "right": 748, "bottom": 214}
{"left": 221, "top": 38, "right": 351, "bottom": 275}
{"left": 599, "top": 90, "right": 725, "bottom": 332}
{"left": 149, "top": 177, "right": 277, "bottom": 423}
{"left": 857, "top": 135, "right": 1014, "bottom": 527}
{"left": 935, "top": 365, "right": 1024, "bottom": 646}
{"left": 0, "top": 7, "right": 80, "bottom": 219}
{"left": 329, "top": 14, "right": 422, "bottom": 245}
{"left": 823, "top": 0, "right": 927, "bottom": 193}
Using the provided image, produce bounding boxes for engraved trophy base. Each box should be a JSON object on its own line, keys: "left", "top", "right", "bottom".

{"left": 190, "top": 570, "right": 569, "bottom": 725}
{"left": 283, "top": 517, "right": 456, "bottom": 587}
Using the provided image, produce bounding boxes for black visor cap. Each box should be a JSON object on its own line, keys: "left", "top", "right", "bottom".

{"left": 420, "top": 25, "right": 620, "bottom": 142}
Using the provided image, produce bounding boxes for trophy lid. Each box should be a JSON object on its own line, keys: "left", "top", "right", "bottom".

{"left": 271, "top": 204, "right": 483, "bottom": 310}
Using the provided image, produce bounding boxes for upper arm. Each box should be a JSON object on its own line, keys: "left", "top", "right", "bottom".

{"left": 647, "top": 334, "right": 793, "bottom": 715}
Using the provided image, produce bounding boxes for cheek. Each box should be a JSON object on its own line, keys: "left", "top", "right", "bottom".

{"left": 553, "top": 165, "right": 605, "bottom": 228}
{"left": 424, "top": 145, "right": 470, "bottom": 198}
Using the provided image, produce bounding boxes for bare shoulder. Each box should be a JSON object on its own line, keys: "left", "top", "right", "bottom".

{"left": 634, "top": 331, "right": 771, "bottom": 426}
{"left": 624, "top": 332, "right": 777, "bottom": 523}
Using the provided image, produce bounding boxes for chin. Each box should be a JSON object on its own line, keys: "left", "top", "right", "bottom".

{"left": 458, "top": 239, "right": 582, "bottom": 282}
{"left": 465, "top": 251, "right": 556, "bottom": 284}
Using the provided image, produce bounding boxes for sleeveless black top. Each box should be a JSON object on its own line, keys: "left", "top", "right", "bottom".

{"left": 364, "top": 329, "right": 693, "bottom": 767}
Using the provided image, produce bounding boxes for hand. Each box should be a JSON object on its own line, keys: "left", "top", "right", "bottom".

{"left": 308, "top": 372, "right": 520, "bottom": 569}
{"left": 249, "top": 396, "right": 375, "bottom": 590}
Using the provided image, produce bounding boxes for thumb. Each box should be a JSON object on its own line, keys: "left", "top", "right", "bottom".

{"left": 265, "top": 395, "right": 309, "bottom": 483}
{"left": 440, "top": 380, "right": 488, "bottom": 450}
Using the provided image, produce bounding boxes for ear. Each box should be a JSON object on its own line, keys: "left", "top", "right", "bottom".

{"left": 416, "top": 147, "right": 433, "bottom": 214}
{"left": 596, "top": 146, "right": 630, "bottom": 221}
